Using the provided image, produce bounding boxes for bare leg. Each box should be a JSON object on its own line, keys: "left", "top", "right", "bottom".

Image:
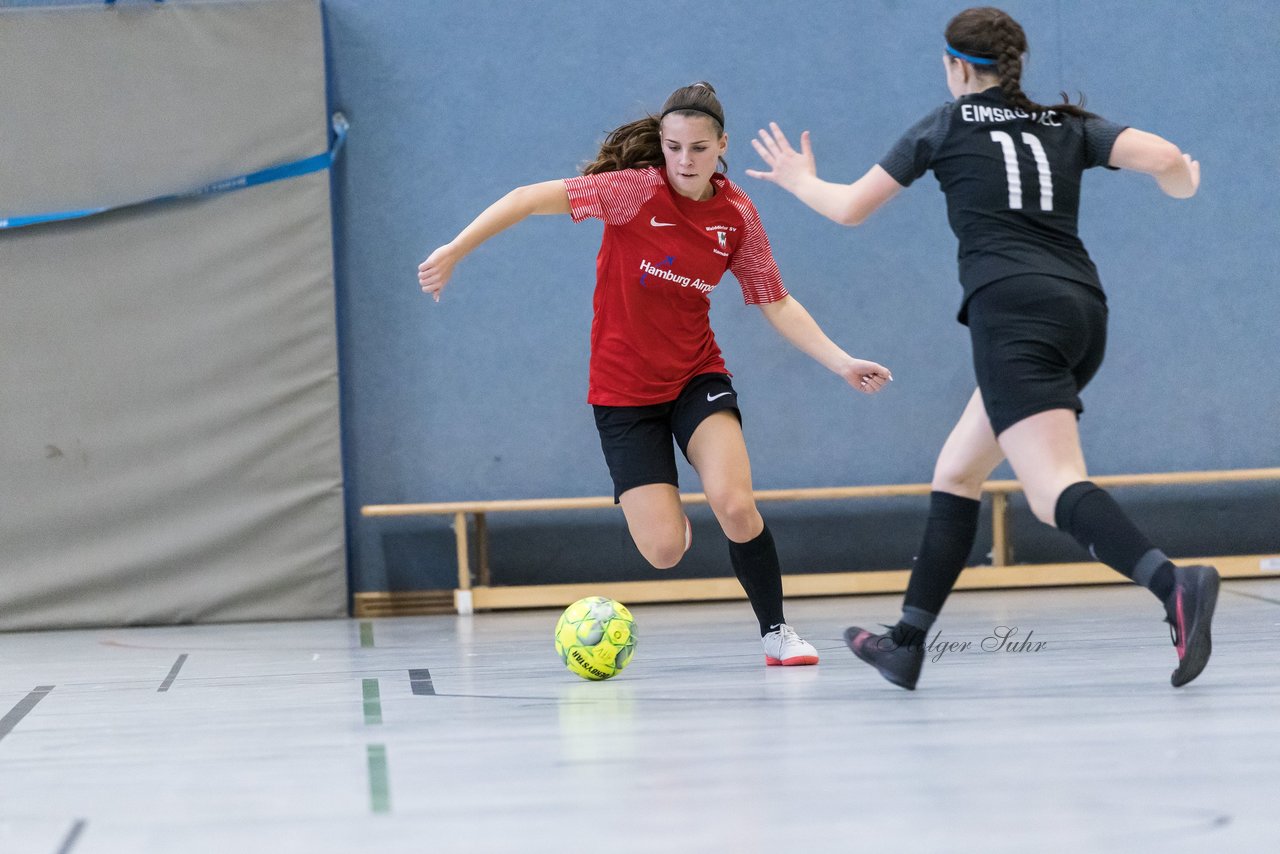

{"left": 932, "top": 388, "right": 1007, "bottom": 498}
{"left": 996, "top": 406, "right": 1166, "bottom": 587}
{"left": 618, "top": 483, "right": 687, "bottom": 569}
{"left": 994, "top": 408, "right": 1087, "bottom": 524}
{"left": 685, "top": 411, "right": 762, "bottom": 543}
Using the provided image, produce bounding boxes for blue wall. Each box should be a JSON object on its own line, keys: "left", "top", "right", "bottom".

{"left": 324, "top": 0, "right": 1279, "bottom": 592}
{"left": 10, "top": 1, "right": 1279, "bottom": 593}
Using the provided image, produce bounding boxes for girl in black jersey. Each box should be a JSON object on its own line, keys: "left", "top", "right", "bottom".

{"left": 748, "top": 6, "right": 1217, "bottom": 689}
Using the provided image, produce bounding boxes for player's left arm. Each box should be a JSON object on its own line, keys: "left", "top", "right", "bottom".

{"left": 745, "top": 123, "right": 902, "bottom": 225}
{"left": 757, "top": 295, "right": 892, "bottom": 395}
{"left": 1108, "top": 128, "right": 1200, "bottom": 199}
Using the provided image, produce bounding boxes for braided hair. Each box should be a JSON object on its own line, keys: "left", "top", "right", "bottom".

{"left": 945, "top": 6, "right": 1094, "bottom": 119}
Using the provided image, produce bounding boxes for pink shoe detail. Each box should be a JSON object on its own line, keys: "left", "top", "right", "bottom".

{"left": 761, "top": 624, "right": 819, "bottom": 666}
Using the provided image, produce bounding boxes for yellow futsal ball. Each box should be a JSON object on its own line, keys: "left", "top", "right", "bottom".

{"left": 553, "top": 596, "right": 637, "bottom": 681}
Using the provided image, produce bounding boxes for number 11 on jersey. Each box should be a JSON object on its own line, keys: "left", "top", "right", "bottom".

{"left": 990, "top": 130, "right": 1054, "bottom": 212}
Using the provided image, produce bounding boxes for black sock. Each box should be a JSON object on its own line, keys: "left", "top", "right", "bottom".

{"left": 901, "top": 491, "right": 982, "bottom": 619}
{"left": 727, "top": 523, "right": 785, "bottom": 636}
{"left": 1054, "top": 481, "right": 1176, "bottom": 605}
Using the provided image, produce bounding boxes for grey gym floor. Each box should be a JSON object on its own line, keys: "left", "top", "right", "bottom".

{"left": 2, "top": 579, "right": 1277, "bottom": 854}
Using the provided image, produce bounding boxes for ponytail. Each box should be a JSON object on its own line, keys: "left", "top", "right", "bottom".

{"left": 581, "top": 115, "right": 662, "bottom": 175}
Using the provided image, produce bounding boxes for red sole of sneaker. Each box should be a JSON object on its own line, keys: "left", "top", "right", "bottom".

{"left": 764, "top": 656, "right": 819, "bottom": 666}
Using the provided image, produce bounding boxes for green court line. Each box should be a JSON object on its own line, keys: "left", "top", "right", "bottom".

{"left": 367, "top": 744, "right": 391, "bottom": 814}
{"left": 362, "top": 678, "right": 383, "bottom": 725}
{"left": 359, "top": 621, "right": 375, "bottom": 648}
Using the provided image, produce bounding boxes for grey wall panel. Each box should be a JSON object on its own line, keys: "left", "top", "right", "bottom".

{"left": 0, "top": 0, "right": 346, "bottom": 628}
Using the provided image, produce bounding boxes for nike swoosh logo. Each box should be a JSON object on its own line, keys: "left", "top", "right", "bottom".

{"left": 650, "top": 217, "right": 676, "bottom": 227}
{"left": 706, "top": 391, "right": 734, "bottom": 402}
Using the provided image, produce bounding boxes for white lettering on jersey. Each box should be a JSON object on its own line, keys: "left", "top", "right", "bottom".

{"left": 961, "top": 103, "right": 1062, "bottom": 127}
{"left": 638, "top": 259, "right": 715, "bottom": 294}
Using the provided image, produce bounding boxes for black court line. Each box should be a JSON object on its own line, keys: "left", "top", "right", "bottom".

{"left": 409, "top": 669, "right": 435, "bottom": 695}
{"left": 1223, "top": 588, "right": 1280, "bottom": 607}
{"left": 56, "top": 819, "right": 86, "bottom": 854}
{"left": 0, "top": 686, "right": 54, "bottom": 743}
{"left": 157, "top": 654, "right": 189, "bottom": 693}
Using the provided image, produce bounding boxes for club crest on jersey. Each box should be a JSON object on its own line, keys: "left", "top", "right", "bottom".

{"left": 706, "top": 224, "right": 735, "bottom": 257}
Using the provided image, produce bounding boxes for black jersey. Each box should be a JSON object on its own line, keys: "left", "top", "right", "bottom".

{"left": 879, "top": 87, "right": 1127, "bottom": 322}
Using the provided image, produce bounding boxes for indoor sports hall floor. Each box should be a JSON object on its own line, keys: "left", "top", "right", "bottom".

{"left": 2, "top": 579, "right": 1277, "bottom": 853}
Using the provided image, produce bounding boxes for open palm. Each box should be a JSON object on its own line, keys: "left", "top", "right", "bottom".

{"left": 745, "top": 122, "right": 816, "bottom": 194}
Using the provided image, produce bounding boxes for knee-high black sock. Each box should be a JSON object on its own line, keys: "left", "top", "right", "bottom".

{"left": 894, "top": 491, "right": 982, "bottom": 645}
{"left": 727, "top": 523, "right": 785, "bottom": 636}
{"left": 1054, "top": 481, "right": 1175, "bottom": 604}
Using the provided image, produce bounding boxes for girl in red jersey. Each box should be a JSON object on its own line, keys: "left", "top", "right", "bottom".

{"left": 747, "top": 8, "right": 1215, "bottom": 689}
{"left": 419, "top": 82, "right": 893, "bottom": 666}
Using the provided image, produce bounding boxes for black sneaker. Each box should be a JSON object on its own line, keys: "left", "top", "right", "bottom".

{"left": 1165, "top": 564, "right": 1220, "bottom": 688}
{"left": 844, "top": 625, "right": 924, "bottom": 690}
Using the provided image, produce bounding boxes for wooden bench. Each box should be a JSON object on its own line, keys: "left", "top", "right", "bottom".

{"left": 357, "top": 467, "right": 1280, "bottom": 616}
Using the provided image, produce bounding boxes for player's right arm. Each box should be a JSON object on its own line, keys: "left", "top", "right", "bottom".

{"left": 418, "top": 179, "right": 571, "bottom": 301}
{"left": 745, "top": 122, "right": 902, "bottom": 226}
{"left": 1108, "top": 128, "right": 1200, "bottom": 199}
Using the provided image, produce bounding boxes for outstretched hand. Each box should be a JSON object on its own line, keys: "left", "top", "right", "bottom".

{"left": 1182, "top": 153, "right": 1201, "bottom": 195}
{"left": 418, "top": 244, "right": 460, "bottom": 302}
{"left": 745, "top": 122, "right": 817, "bottom": 193}
{"left": 838, "top": 358, "right": 894, "bottom": 395}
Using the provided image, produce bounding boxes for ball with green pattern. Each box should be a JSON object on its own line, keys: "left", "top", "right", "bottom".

{"left": 554, "top": 596, "right": 637, "bottom": 680}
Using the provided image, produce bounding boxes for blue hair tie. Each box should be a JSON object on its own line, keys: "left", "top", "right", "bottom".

{"left": 946, "top": 44, "right": 998, "bottom": 66}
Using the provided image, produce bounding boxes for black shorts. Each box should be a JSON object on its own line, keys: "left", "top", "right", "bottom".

{"left": 967, "top": 275, "right": 1108, "bottom": 436}
{"left": 593, "top": 373, "right": 742, "bottom": 502}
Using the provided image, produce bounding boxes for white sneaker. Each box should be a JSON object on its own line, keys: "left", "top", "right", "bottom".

{"left": 762, "top": 623, "right": 819, "bottom": 666}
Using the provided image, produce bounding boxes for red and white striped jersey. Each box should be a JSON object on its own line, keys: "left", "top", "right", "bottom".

{"left": 564, "top": 167, "right": 787, "bottom": 406}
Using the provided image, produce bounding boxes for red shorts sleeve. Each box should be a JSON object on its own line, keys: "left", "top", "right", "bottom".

{"left": 564, "top": 168, "right": 662, "bottom": 226}
{"left": 725, "top": 191, "right": 788, "bottom": 305}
